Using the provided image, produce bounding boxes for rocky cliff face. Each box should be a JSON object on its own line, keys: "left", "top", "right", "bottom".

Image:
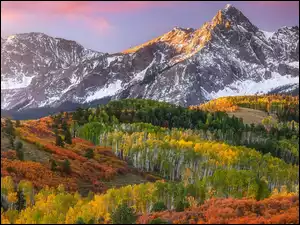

{"left": 1, "top": 4, "right": 299, "bottom": 111}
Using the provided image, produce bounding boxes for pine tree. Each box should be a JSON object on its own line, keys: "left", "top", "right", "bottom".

{"left": 151, "top": 201, "right": 167, "bottom": 212}
{"left": 15, "top": 120, "right": 21, "bottom": 127}
{"left": 62, "top": 159, "right": 71, "bottom": 174}
{"left": 16, "top": 190, "right": 26, "bottom": 212}
{"left": 50, "top": 159, "right": 57, "bottom": 171}
{"left": 62, "top": 120, "right": 68, "bottom": 132}
{"left": 149, "top": 218, "right": 169, "bottom": 224}
{"left": 95, "top": 106, "right": 101, "bottom": 117}
{"left": 15, "top": 140, "right": 23, "bottom": 151}
{"left": 9, "top": 136, "right": 15, "bottom": 149}
{"left": 64, "top": 129, "right": 72, "bottom": 144}
{"left": 84, "top": 148, "right": 94, "bottom": 159}
{"left": 56, "top": 134, "right": 64, "bottom": 147}
{"left": 15, "top": 141, "right": 24, "bottom": 161}
{"left": 4, "top": 118, "right": 16, "bottom": 148}
{"left": 75, "top": 217, "right": 85, "bottom": 224}
{"left": 111, "top": 203, "right": 137, "bottom": 224}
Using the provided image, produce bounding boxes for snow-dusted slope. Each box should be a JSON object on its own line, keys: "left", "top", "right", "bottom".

{"left": 1, "top": 5, "right": 299, "bottom": 111}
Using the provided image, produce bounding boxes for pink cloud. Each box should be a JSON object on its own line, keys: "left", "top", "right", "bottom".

{"left": 1, "top": 8, "right": 23, "bottom": 22}
{"left": 1, "top": 1, "right": 182, "bottom": 35}
{"left": 1, "top": 1, "right": 179, "bottom": 16}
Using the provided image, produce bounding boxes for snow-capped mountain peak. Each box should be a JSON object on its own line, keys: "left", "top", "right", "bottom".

{"left": 1, "top": 5, "right": 299, "bottom": 112}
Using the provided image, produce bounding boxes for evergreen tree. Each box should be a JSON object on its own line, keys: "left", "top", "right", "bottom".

{"left": 255, "top": 177, "right": 270, "bottom": 200}
{"left": 9, "top": 136, "right": 15, "bottom": 149}
{"left": 62, "top": 159, "right": 71, "bottom": 174}
{"left": 50, "top": 159, "right": 57, "bottom": 171}
{"left": 95, "top": 106, "right": 101, "bottom": 117}
{"left": 64, "top": 129, "right": 72, "bottom": 144}
{"left": 55, "top": 129, "right": 64, "bottom": 147}
{"left": 75, "top": 217, "right": 85, "bottom": 224}
{"left": 4, "top": 118, "right": 16, "bottom": 148}
{"left": 15, "top": 140, "right": 24, "bottom": 161}
{"left": 16, "top": 190, "right": 26, "bottom": 212}
{"left": 15, "top": 120, "right": 21, "bottom": 127}
{"left": 84, "top": 148, "right": 94, "bottom": 159}
{"left": 15, "top": 140, "right": 23, "bottom": 151}
{"left": 175, "top": 200, "right": 189, "bottom": 212}
{"left": 151, "top": 201, "right": 167, "bottom": 212}
{"left": 70, "top": 121, "right": 79, "bottom": 138}
{"left": 111, "top": 115, "right": 119, "bottom": 125}
{"left": 62, "top": 120, "right": 68, "bottom": 132}
{"left": 149, "top": 218, "right": 170, "bottom": 224}
{"left": 111, "top": 203, "right": 137, "bottom": 224}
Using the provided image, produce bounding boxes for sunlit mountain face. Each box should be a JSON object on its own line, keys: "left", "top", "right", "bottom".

{"left": 1, "top": 5, "right": 298, "bottom": 115}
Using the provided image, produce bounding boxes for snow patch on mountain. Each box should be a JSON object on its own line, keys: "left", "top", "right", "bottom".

{"left": 261, "top": 30, "right": 274, "bottom": 40}
{"left": 209, "top": 72, "right": 299, "bottom": 98}
{"left": 287, "top": 61, "right": 299, "bottom": 68}
{"left": 131, "top": 59, "right": 155, "bottom": 83}
{"left": 39, "top": 96, "right": 60, "bottom": 107}
{"left": 1, "top": 74, "right": 35, "bottom": 90}
{"left": 84, "top": 80, "right": 122, "bottom": 103}
{"left": 107, "top": 56, "right": 117, "bottom": 66}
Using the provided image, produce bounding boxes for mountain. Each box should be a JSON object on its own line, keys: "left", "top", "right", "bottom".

{"left": 1, "top": 4, "right": 299, "bottom": 112}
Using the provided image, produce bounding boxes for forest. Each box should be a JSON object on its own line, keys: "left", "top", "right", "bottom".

{"left": 1, "top": 96, "right": 299, "bottom": 224}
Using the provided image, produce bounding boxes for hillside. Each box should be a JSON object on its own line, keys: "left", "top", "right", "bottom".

{"left": 191, "top": 94, "right": 299, "bottom": 123}
{"left": 1, "top": 98, "right": 299, "bottom": 224}
{"left": 1, "top": 115, "right": 158, "bottom": 196}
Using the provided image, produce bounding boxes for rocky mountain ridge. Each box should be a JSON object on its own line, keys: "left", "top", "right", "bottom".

{"left": 1, "top": 4, "right": 299, "bottom": 112}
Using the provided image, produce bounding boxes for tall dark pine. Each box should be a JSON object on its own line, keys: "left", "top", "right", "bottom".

{"left": 16, "top": 190, "right": 26, "bottom": 212}
{"left": 64, "top": 129, "right": 72, "bottom": 144}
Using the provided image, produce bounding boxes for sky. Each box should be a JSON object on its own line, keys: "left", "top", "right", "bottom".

{"left": 1, "top": 1, "right": 299, "bottom": 53}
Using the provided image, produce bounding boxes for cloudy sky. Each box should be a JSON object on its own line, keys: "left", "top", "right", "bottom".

{"left": 1, "top": 1, "right": 299, "bottom": 53}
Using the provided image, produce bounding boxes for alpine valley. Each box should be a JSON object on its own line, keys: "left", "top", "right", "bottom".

{"left": 1, "top": 3, "right": 299, "bottom": 225}
{"left": 1, "top": 4, "right": 299, "bottom": 118}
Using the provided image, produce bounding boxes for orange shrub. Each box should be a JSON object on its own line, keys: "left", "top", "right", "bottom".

{"left": 137, "top": 195, "right": 299, "bottom": 224}
{"left": 1, "top": 158, "right": 77, "bottom": 191}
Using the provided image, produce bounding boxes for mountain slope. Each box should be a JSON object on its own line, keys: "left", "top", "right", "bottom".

{"left": 1, "top": 4, "right": 299, "bottom": 111}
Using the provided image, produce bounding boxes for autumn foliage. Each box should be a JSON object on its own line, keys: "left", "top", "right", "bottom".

{"left": 1, "top": 115, "right": 129, "bottom": 194}
{"left": 1, "top": 158, "right": 77, "bottom": 191}
{"left": 191, "top": 95, "right": 299, "bottom": 117}
{"left": 137, "top": 195, "right": 299, "bottom": 224}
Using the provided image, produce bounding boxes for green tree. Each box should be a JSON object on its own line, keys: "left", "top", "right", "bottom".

{"left": 56, "top": 134, "right": 64, "bottom": 147}
{"left": 4, "top": 118, "right": 15, "bottom": 137}
{"left": 95, "top": 106, "right": 101, "bottom": 117}
{"left": 50, "top": 159, "right": 57, "bottom": 171}
{"left": 111, "top": 115, "right": 119, "bottom": 124}
{"left": 255, "top": 177, "right": 270, "bottom": 200}
{"left": 16, "top": 190, "right": 26, "bottom": 212}
{"left": 100, "top": 111, "right": 109, "bottom": 123}
{"left": 9, "top": 136, "right": 15, "bottom": 149}
{"left": 71, "top": 121, "right": 79, "bottom": 138}
{"left": 84, "top": 148, "right": 94, "bottom": 159}
{"left": 175, "top": 200, "right": 189, "bottom": 212}
{"left": 15, "top": 141, "right": 23, "bottom": 151}
{"left": 16, "top": 150, "right": 24, "bottom": 161}
{"left": 75, "top": 217, "right": 85, "bottom": 224}
{"left": 151, "top": 201, "right": 167, "bottom": 212}
{"left": 62, "top": 159, "right": 71, "bottom": 174}
{"left": 15, "top": 120, "right": 21, "bottom": 127}
{"left": 149, "top": 218, "right": 170, "bottom": 224}
{"left": 62, "top": 120, "right": 68, "bottom": 132}
{"left": 64, "top": 129, "right": 72, "bottom": 144}
{"left": 4, "top": 118, "right": 16, "bottom": 148}
{"left": 15, "top": 141, "right": 24, "bottom": 161}
{"left": 111, "top": 203, "right": 137, "bottom": 224}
